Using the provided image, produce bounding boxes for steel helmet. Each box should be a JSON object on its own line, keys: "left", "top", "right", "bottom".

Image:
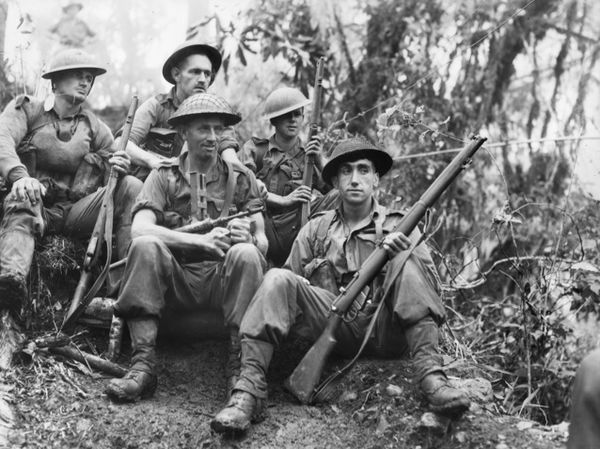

{"left": 42, "top": 48, "right": 106, "bottom": 79}
{"left": 168, "top": 93, "right": 241, "bottom": 127}
{"left": 263, "top": 87, "right": 311, "bottom": 120}
{"left": 162, "top": 39, "right": 222, "bottom": 85}
{"left": 321, "top": 137, "right": 393, "bottom": 185}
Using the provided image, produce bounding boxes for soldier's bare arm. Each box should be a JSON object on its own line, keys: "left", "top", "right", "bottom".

{"left": 131, "top": 208, "right": 231, "bottom": 259}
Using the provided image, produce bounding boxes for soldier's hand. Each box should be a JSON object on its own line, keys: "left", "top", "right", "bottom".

{"left": 201, "top": 226, "right": 232, "bottom": 258}
{"left": 285, "top": 185, "right": 312, "bottom": 205}
{"left": 305, "top": 135, "right": 322, "bottom": 158}
{"left": 108, "top": 150, "right": 131, "bottom": 175}
{"left": 11, "top": 176, "right": 46, "bottom": 205}
{"left": 382, "top": 232, "right": 412, "bottom": 258}
{"left": 227, "top": 218, "right": 252, "bottom": 244}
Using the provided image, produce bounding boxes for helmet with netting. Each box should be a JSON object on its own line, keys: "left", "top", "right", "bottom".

{"left": 168, "top": 93, "right": 241, "bottom": 126}
{"left": 263, "top": 87, "right": 311, "bottom": 120}
{"left": 42, "top": 48, "right": 106, "bottom": 79}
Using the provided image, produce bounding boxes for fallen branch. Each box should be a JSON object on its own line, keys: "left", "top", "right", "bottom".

{"left": 49, "top": 346, "right": 126, "bottom": 378}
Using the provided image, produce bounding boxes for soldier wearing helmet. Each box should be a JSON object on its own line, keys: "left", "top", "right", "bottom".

{"left": 117, "top": 39, "right": 241, "bottom": 181}
{"left": 238, "top": 86, "right": 339, "bottom": 266}
{"left": 212, "top": 137, "right": 470, "bottom": 433}
{"left": 105, "top": 93, "right": 267, "bottom": 403}
{"left": 0, "top": 48, "right": 142, "bottom": 315}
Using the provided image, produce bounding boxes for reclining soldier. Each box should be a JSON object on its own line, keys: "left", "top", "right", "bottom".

{"left": 212, "top": 137, "right": 470, "bottom": 433}
{"left": 116, "top": 39, "right": 240, "bottom": 180}
{"left": 239, "top": 87, "right": 339, "bottom": 266}
{"left": 105, "top": 93, "right": 268, "bottom": 402}
{"left": 0, "top": 48, "right": 141, "bottom": 314}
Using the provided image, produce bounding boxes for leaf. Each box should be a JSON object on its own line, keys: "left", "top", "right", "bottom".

{"left": 236, "top": 46, "right": 247, "bottom": 66}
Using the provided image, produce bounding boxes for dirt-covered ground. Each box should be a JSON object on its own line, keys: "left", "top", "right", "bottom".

{"left": 8, "top": 332, "right": 569, "bottom": 449}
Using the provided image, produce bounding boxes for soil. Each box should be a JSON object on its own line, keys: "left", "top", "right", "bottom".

{"left": 8, "top": 333, "right": 569, "bottom": 449}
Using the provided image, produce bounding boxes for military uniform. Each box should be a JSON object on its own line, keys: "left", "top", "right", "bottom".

{"left": 239, "top": 136, "right": 338, "bottom": 265}
{"left": 0, "top": 95, "right": 141, "bottom": 309}
{"left": 113, "top": 151, "right": 265, "bottom": 326}
{"left": 125, "top": 88, "right": 239, "bottom": 180}
{"left": 568, "top": 349, "right": 600, "bottom": 449}
{"left": 233, "top": 201, "right": 446, "bottom": 400}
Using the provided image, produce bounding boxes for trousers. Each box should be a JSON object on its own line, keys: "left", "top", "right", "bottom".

{"left": 113, "top": 238, "right": 266, "bottom": 331}
{"left": 235, "top": 249, "right": 446, "bottom": 399}
{"left": 568, "top": 349, "right": 600, "bottom": 449}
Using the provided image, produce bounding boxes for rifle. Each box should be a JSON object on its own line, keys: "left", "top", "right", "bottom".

{"left": 61, "top": 96, "right": 139, "bottom": 332}
{"left": 285, "top": 135, "right": 487, "bottom": 404}
{"left": 300, "top": 57, "right": 325, "bottom": 226}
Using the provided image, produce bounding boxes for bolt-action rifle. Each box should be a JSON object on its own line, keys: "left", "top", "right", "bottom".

{"left": 285, "top": 135, "right": 487, "bottom": 404}
{"left": 300, "top": 57, "right": 325, "bottom": 226}
{"left": 61, "top": 96, "right": 139, "bottom": 332}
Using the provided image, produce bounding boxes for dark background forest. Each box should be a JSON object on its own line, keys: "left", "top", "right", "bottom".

{"left": 1, "top": 0, "right": 600, "bottom": 434}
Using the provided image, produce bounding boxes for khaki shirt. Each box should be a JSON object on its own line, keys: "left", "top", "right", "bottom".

{"left": 128, "top": 88, "right": 239, "bottom": 159}
{"left": 133, "top": 151, "right": 263, "bottom": 228}
{"left": 239, "top": 135, "right": 325, "bottom": 198}
{"left": 285, "top": 201, "right": 435, "bottom": 290}
{"left": 0, "top": 95, "right": 113, "bottom": 192}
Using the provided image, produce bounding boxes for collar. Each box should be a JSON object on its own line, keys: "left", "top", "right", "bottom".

{"left": 268, "top": 134, "right": 304, "bottom": 158}
{"left": 43, "top": 94, "right": 85, "bottom": 118}
{"left": 160, "top": 87, "right": 181, "bottom": 108}
{"left": 177, "top": 150, "right": 225, "bottom": 184}
{"left": 335, "top": 198, "right": 386, "bottom": 223}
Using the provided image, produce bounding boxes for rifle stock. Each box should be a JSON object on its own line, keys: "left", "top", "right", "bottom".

{"left": 285, "top": 135, "right": 487, "bottom": 404}
{"left": 300, "top": 57, "right": 325, "bottom": 226}
{"left": 62, "top": 96, "right": 139, "bottom": 331}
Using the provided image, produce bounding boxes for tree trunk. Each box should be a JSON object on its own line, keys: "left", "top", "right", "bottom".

{"left": 0, "top": 1, "right": 7, "bottom": 64}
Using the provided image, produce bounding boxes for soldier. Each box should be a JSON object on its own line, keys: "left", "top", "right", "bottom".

{"left": 239, "top": 87, "right": 338, "bottom": 266}
{"left": 49, "top": 2, "right": 95, "bottom": 48}
{"left": 212, "top": 137, "right": 470, "bottom": 433}
{"left": 567, "top": 349, "right": 600, "bottom": 448}
{"left": 0, "top": 48, "right": 141, "bottom": 314}
{"left": 118, "top": 39, "right": 239, "bottom": 180}
{"left": 104, "top": 93, "right": 268, "bottom": 403}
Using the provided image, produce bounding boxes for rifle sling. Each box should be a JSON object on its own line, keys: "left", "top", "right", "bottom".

{"left": 312, "top": 231, "right": 425, "bottom": 402}
{"left": 221, "top": 159, "right": 239, "bottom": 218}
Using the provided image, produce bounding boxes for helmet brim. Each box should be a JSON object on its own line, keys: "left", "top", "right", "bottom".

{"left": 162, "top": 44, "right": 222, "bottom": 85}
{"left": 42, "top": 65, "right": 106, "bottom": 79}
{"left": 168, "top": 111, "right": 241, "bottom": 127}
{"left": 322, "top": 148, "right": 393, "bottom": 186}
{"left": 265, "top": 98, "right": 312, "bottom": 120}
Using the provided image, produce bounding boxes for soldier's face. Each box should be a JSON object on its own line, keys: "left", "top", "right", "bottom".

{"left": 272, "top": 108, "right": 304, "bottom": 139}
{"left": 53, "top": 69, "right": 94, "bottom": 103}
{"left": 182, "top": 116, "right": 226, "bottom": 158}
{"left": 173, "top": 54, "right": 213, "bottom": 99}
{"left": 332, "top": 158, "right": 379, "bottom": 205}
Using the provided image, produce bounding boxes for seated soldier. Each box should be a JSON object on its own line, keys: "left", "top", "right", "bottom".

{"left": 0, "top": 48, "right": 141, "bottom": 315}
{"left": 567, "top": 349, "right": 600, "bottom": 448}
{"left": 239, "top": 87, "right": 339, "bottom": 266}
{"left": 212, "top": 137, "right": 470, "bottom": 433}
{"left": 105, "top": 93, "right": 268, "bottom": 403}
{"left": 117, "top": 39, "right": 240, "bottom": 180}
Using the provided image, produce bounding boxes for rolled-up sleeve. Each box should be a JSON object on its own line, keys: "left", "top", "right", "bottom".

{"left": 0, "top": 99, "right": 30, "bottom": 179}
{"left": 238, "top": 139, "right": 258, "bottom": 172}
{"left": 132, "top": 168, "right": 169, "bottom": 223}
{"left": 127, "top": 97, "right": 158, "bottom": 146}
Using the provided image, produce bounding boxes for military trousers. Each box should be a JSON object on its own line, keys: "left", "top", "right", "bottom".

{"left": 265, "top": 189, "right": 340, "bottom": 266}
{"left": 568, "top": 349, "right": 600, "bottom": 449}
{"left": 113, "top": 238, "right": 266, "bottom": 332}
{"left": 0, "top": 175, "right": 141, "bottom": 280}
{"left": 234, "top": 251, "right": 446, "bottom": 399}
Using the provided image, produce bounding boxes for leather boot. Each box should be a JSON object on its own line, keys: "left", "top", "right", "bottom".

{"left": 421, "top": 371, "right": 470, "bottom": 418}
{"left": 105, "top": 317, "right": 159, "bottom": 402}
{"left": 0, "top": 230, "right": 35, "bottom": 315}
{"left": 211, "top": 390, "right": 265, "bottom": 434}
{"left": 225, "top": 329, "right": 242, "bottom": 399}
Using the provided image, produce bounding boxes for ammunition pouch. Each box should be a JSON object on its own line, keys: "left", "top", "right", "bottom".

{"left": 145, "top": 127, "right": 182, "bottom": 158}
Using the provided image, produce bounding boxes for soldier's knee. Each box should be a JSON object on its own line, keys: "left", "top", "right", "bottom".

{"left": 117, "top": 175, "right": 143, "bottom": 202}
{"left": 227, "top": 243, "right": 262, "bottom": 265}
{"left": 263, "top": 268, "right": 296, "bottom": 288}
{"left": 128, "top": 235, "right": 167, "bottom": 257}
